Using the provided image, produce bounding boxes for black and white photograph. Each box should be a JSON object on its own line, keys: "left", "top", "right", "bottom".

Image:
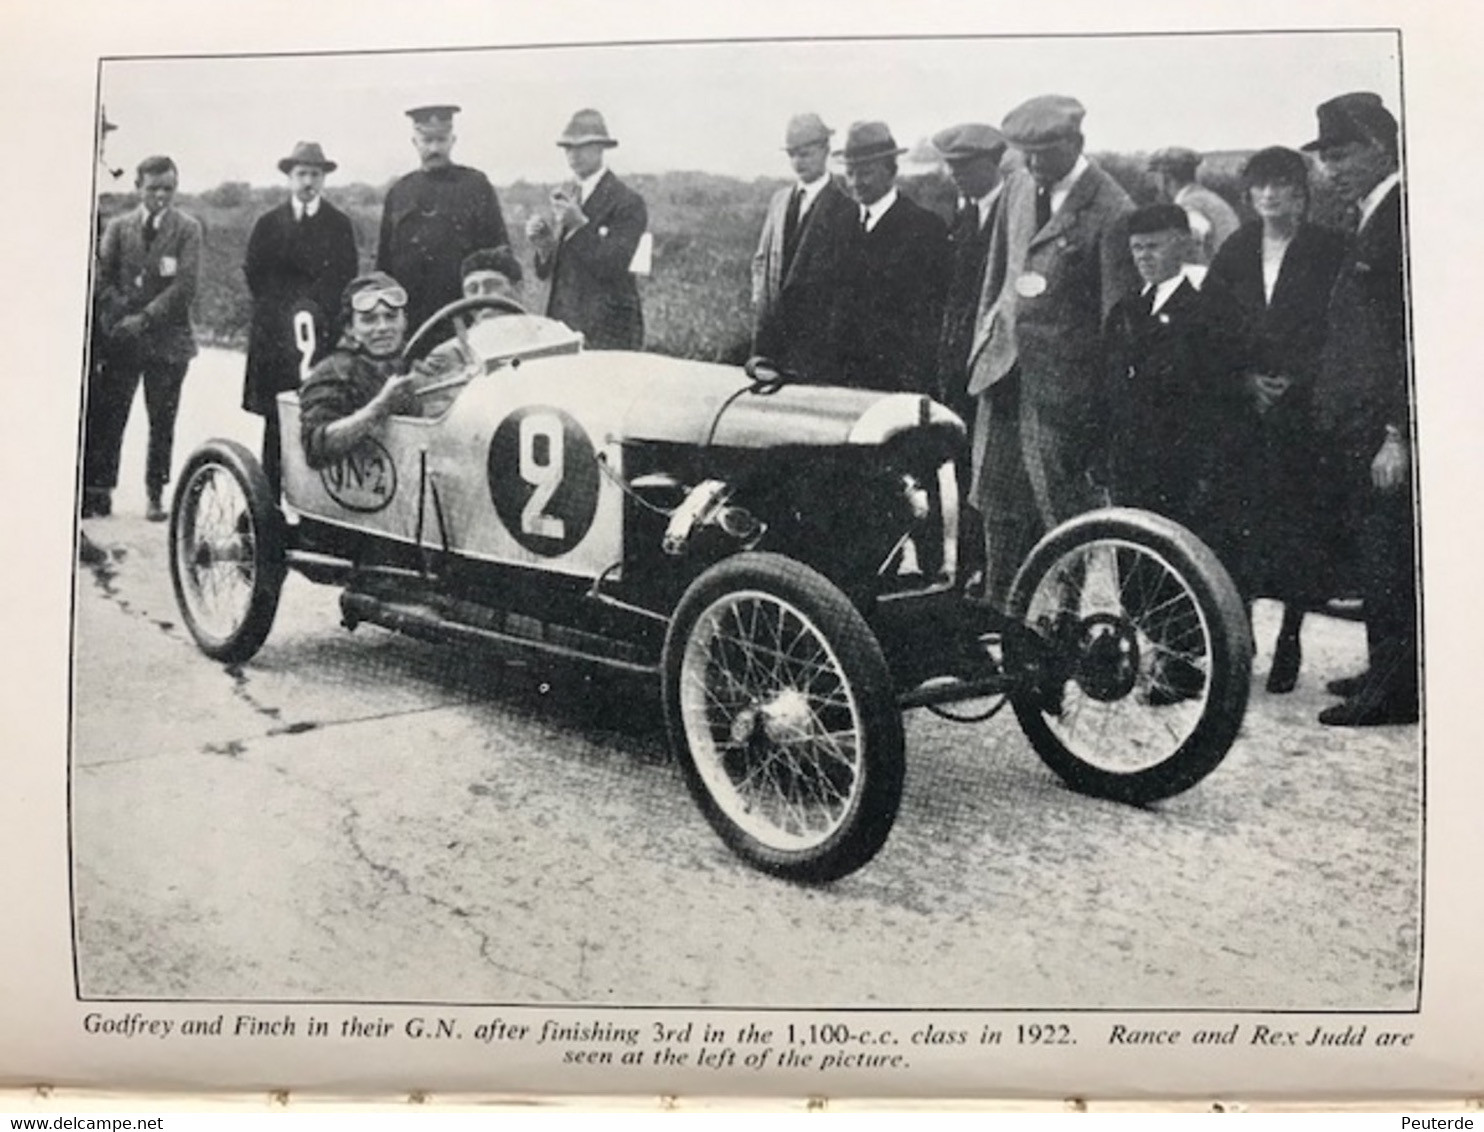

{"left": 5, "top": 0, "right": 1481, "bottom": 1104}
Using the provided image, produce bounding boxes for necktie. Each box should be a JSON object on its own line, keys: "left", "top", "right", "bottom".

{"left": 860, "top": 207, "right": 871, "bottom": 234}
{"left": 1035, "top": 184, "right": 1052, "bottom": 231}
{"left": 782, "top": 186, "right": 803, "bottom": 272}
{"left": 143, "top": 214, "right": 158, "bottom": 247}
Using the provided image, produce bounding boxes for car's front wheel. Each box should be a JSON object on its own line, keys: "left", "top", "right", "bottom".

{"left": 662, "top": 552, "right": 905, "bottom": 883}
{"left": 169, "top": 440, "right": 286, "bottom": 664}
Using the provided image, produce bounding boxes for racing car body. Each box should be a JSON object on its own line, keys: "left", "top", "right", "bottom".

{"left": 170, "top": 296, "right": 1252, "bottom": 882}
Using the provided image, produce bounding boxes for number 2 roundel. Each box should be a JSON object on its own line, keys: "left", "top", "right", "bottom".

{"left": 487, "top": 406, "right": 601, "bottom": 557}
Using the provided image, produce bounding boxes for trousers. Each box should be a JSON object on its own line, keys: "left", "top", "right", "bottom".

{"left": 84, "top": 340, "right": 190, "bottom": 495}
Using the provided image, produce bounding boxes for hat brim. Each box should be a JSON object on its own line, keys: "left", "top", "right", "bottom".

{"left": 1007, "top": 135, "right": 1078, "bottom": 152}
{"left": 557, "top": 136, "right": 619, "bottom": 148}
{"left": 279, "top": 158, "right": 337, "bottom": 174}
{"left": 833, "top": 145, "right": 908, "bottom": 162}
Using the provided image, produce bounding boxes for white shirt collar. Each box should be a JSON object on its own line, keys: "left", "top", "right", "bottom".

{"left": 138, "top": 204, "right": 169, "bottom": 229}
{"left": 578, "top": 166, "right": 608, "bottom": 205}
{"left": 292, "top": 196, "right": 321, "bottom": 220}
{"left": 1357, "top": 172, "right": 1400, "bottom": 231}
{"left": 796, "top": 172, "right": 829, "bottom": 214}
{"left": 861, "top": 186, "right": 899, "bottom": 232}
{"left": 1049, "top": 154, "right": 1090, "bottom": 215}
{"left": 1144, "top": 273, "right": 1186, "bottom": 315}
{"left": 974, "top": 182, "right": 1003, "bottom": 228}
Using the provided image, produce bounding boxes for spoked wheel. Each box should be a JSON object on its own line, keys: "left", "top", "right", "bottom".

{"left": 662, "top": 553, "right": 904, "bottom": 883}
{"left": 1004, "top": 508, "right": 1252, "bottom": 803}
{"left": 168, "top": 440, "right": 286, "bottom": 663}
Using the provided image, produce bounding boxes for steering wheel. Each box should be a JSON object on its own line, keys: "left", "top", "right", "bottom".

{"left": 402, "top": 294, "right": 530, "bottom": 363}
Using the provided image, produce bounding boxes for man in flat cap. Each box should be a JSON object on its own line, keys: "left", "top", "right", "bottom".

{"left": 377, "top": 105, "right": 509, "bottom": 332}
{"left": 933, "top": 122, "right": 1008, "bottom": 426}
{"left": 966, "top": 94, "right": 1139, "bottom": 610}
{"left": 750, "top": 113, "right": 856, "bottom": 381}
{"left": 243, "top": 141, "right": 359, "bottom": 494}
{"left": 84, "top": 154, "right": 203, "bottom": 522}
{"left": 832, "top": 120, "right": 950, "bottom": 394}
{"left": 526, "top": 109, "right": 648, "bottom": 350}
{"left": 1304, "top": 93, "right": 1416, "bottom": 727}
{"left": 1148, "top": 146, "right": 1240, "bottom": 264}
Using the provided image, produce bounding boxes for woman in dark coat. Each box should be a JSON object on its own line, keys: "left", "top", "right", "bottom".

{"left": 1206, "top": 147, "right": 1348, "bottom": 693}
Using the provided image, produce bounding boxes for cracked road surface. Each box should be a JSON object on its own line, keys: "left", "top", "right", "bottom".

{"left": 71, "top": 349, "right": 1421, "bottom": 1010}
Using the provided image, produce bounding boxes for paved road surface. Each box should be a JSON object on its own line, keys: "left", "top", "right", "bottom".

{"left": 71, "top": 348, "right": 1422, "bottom": 1010}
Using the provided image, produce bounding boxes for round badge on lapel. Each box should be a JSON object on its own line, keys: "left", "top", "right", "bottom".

{"left": 1015, "top": 272, "right": 1048, "bottom": 298}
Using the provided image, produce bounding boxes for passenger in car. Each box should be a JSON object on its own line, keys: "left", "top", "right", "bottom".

{"left": 299, "top": 272, "right": 429, "bottom": 469}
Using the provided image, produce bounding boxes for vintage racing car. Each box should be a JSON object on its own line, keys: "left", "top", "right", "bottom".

{"left": 168, "top": 295, "right": 1253, "bottom": 883}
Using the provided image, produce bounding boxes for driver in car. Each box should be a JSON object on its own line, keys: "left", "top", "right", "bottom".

{"left": 299, "top": 271, "right": 453, "bottom": 468}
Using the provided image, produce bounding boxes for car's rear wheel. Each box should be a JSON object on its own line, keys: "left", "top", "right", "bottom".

{"left": 1004, "top": 508, "right": 1252, "bottom": 804}
{"left": 169, "top": 440, "right": 286, "bottom": 664}
{"left": 662, "top": 552, "right": 905, "bottom": 883}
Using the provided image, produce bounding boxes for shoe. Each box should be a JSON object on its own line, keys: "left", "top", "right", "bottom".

{"left": 1267, "top": 633, "right": 1302, "bottom": 694}
{"left": 81, "top": 488, "right": 112, "bottom": 519}
{"left": 1318, "top": 696, "right": 1418, "bottom": 727}
{"left": 1325, "top": 672, "right": 1368, "bottom": 698}
{"left": 146, "top": 492, "right": 167, "bottom": 522}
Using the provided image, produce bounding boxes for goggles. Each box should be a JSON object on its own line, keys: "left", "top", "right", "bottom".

{"left": 349, "top": 284, "right": 408, "bottom": 313}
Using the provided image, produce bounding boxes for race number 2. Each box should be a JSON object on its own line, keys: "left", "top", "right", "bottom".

{"left": 293, "top": 309, "right": 317, "bottom": 381}
{"left": 488, "top": 406, "right": 600, "bottom": 557}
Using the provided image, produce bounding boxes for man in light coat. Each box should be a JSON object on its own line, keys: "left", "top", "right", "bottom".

{"left": 750, "top": 113, "right": 855, "bottom": 381}
{"left": 1148, "top": 146, "right": 1241, "bottom": 264}
{"left": 966, "top": 95, "right": 1139, "bottom": 608}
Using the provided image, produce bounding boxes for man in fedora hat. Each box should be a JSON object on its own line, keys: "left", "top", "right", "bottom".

{"left": 527, "top": 109, "right": 648, "bottom": 350}
{"left": 377, "top": 105, "right": 509, "bottom": 332}
{"left": 242, "top": 140, "right": 359, "bottom": 494}
{"left": 1148, "top": 146, "right": 1240, "bottom": 264}
{"left": 84, "top": 154, "right": 203, "bottom": 522}
{"left": 832, "top": 120, "right": 949, "bottom": 394}
{"left": 1303, "top": 93, "right": 1416, "bottom": 727}
{"left": 966, "top": 94, "right": 1139, "bottom": 609}
{"left": 750, "top": 112, "right": 856, "bottom": 380}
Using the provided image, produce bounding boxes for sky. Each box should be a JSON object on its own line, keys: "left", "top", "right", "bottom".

{"left": 98, "top": 31, "right": 1402, "bottom": 190}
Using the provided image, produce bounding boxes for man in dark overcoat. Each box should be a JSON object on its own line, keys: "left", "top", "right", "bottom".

{"left": 1305, "top": 93, "right": 1417, "bottom": 727}
{"left": 377, "top": 105, "right": 509, "bottom": 332}
{"left": 242, "top": 141, "right": 359, "bottom": 493}
{"left": 526, "top": 109, "right": 648, "bottom": 350}
{"left": 831, "top": 120, "right": 950, "bottom": 395}
{"left": 750, "top": 113, "right": 856, "bottom": 381}
{"left": 965, "top": 95, "right": 1140, "bottom": 609}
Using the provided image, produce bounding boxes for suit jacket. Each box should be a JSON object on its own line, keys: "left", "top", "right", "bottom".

{"left": 242, "top": 198, "right": 359, "bottom": 415}
{"left": 1312, "top": 183, "right": 1408, "bottom": 461}
{"left": 1098, "top": 277, "right": 1247, "bottom": 522}
{"left": 935, "top": 192, "right": 1001, "bottom": 422}
{"left": 750, "top": 177, "right": 854, "bottom": 381}
{"left": 95, "top": 205, "right": 202, "bottom": 365}
{"left": 833, "top": 192, "right": 950, "bottom": 394}
{"left": 967, "top": 162, "right": 1139, "bottom": 413}
{"left": 376, "top": 164, "right": 509, "bottom": 331}
{"left": 535, "top": 169, "right": 647, "bottom": 350}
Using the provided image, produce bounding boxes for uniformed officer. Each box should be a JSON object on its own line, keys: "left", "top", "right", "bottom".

{"left": 376, "top": 105, "right": 510, "bottom": 331}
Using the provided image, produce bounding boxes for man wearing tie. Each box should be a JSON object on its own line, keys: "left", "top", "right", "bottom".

{"left": 750, "top": 113, "right": 855, "bottom": 381}
{"left": 84, "top": 154, "right": 203, "bottom": 521}
{"left": 526, "top": 109, "right": 648, "bottom": 350}
{"left": 832, "top": 120, "right": 950, "bottom": 395}
{"left": 965, "top": 95, "right": 1139, "bottom": 609}
{"left": 242, "top": 141, "right": 359, "bottom": 495}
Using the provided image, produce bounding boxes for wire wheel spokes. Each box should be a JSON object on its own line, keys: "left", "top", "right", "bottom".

{"left": 176, "top": 464, "right": 257, "bottom": 643}
{"left": 679, "top": 590, "right": 864, "bottom": 852}
{"left": 1024, "top": 538, "right": 1213, "bottom": 774}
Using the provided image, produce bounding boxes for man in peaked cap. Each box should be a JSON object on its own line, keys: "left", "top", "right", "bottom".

{"left": 965, "top": 94, "right": 1139, "bottom": 611}
{"left": 376, "top": 104, "right": 510, "bottom": 331}
{"left": 1148, "top": 146, "right": 1240, "bottom": 263}
{"left": 750, "top": 112, "right": 857, "bottom": 380}
{"left": 1302, "top": 93, "right": 1416, "bottom": 727}
{"left": 932, "top": 122, "right": 1008, "bottom": 426}
{"left": 831, "top": 120, "right": 950, "bottom": 395}
{"left": 526, "top": 109, "right": 648, "bottom": 350}
{"left": 242, "top": 140, "right": 359, "bottom": 494}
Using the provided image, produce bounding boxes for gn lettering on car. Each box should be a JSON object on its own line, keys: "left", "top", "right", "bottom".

{"left": 487, "top": 406, "right": 600, "bottom": 557}
{"left": 320, "top": 437, "right": 398, "bottom": 513}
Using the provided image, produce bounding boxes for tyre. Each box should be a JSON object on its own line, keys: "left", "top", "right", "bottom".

{"left": 1004, "top": 508, "right": 1252, "bottom": 804}
{"left": 662, "top": 552, "right": 905, "bottom": 883}
{"left": 168, "top": 440, "right": 287, "bottom": 664}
